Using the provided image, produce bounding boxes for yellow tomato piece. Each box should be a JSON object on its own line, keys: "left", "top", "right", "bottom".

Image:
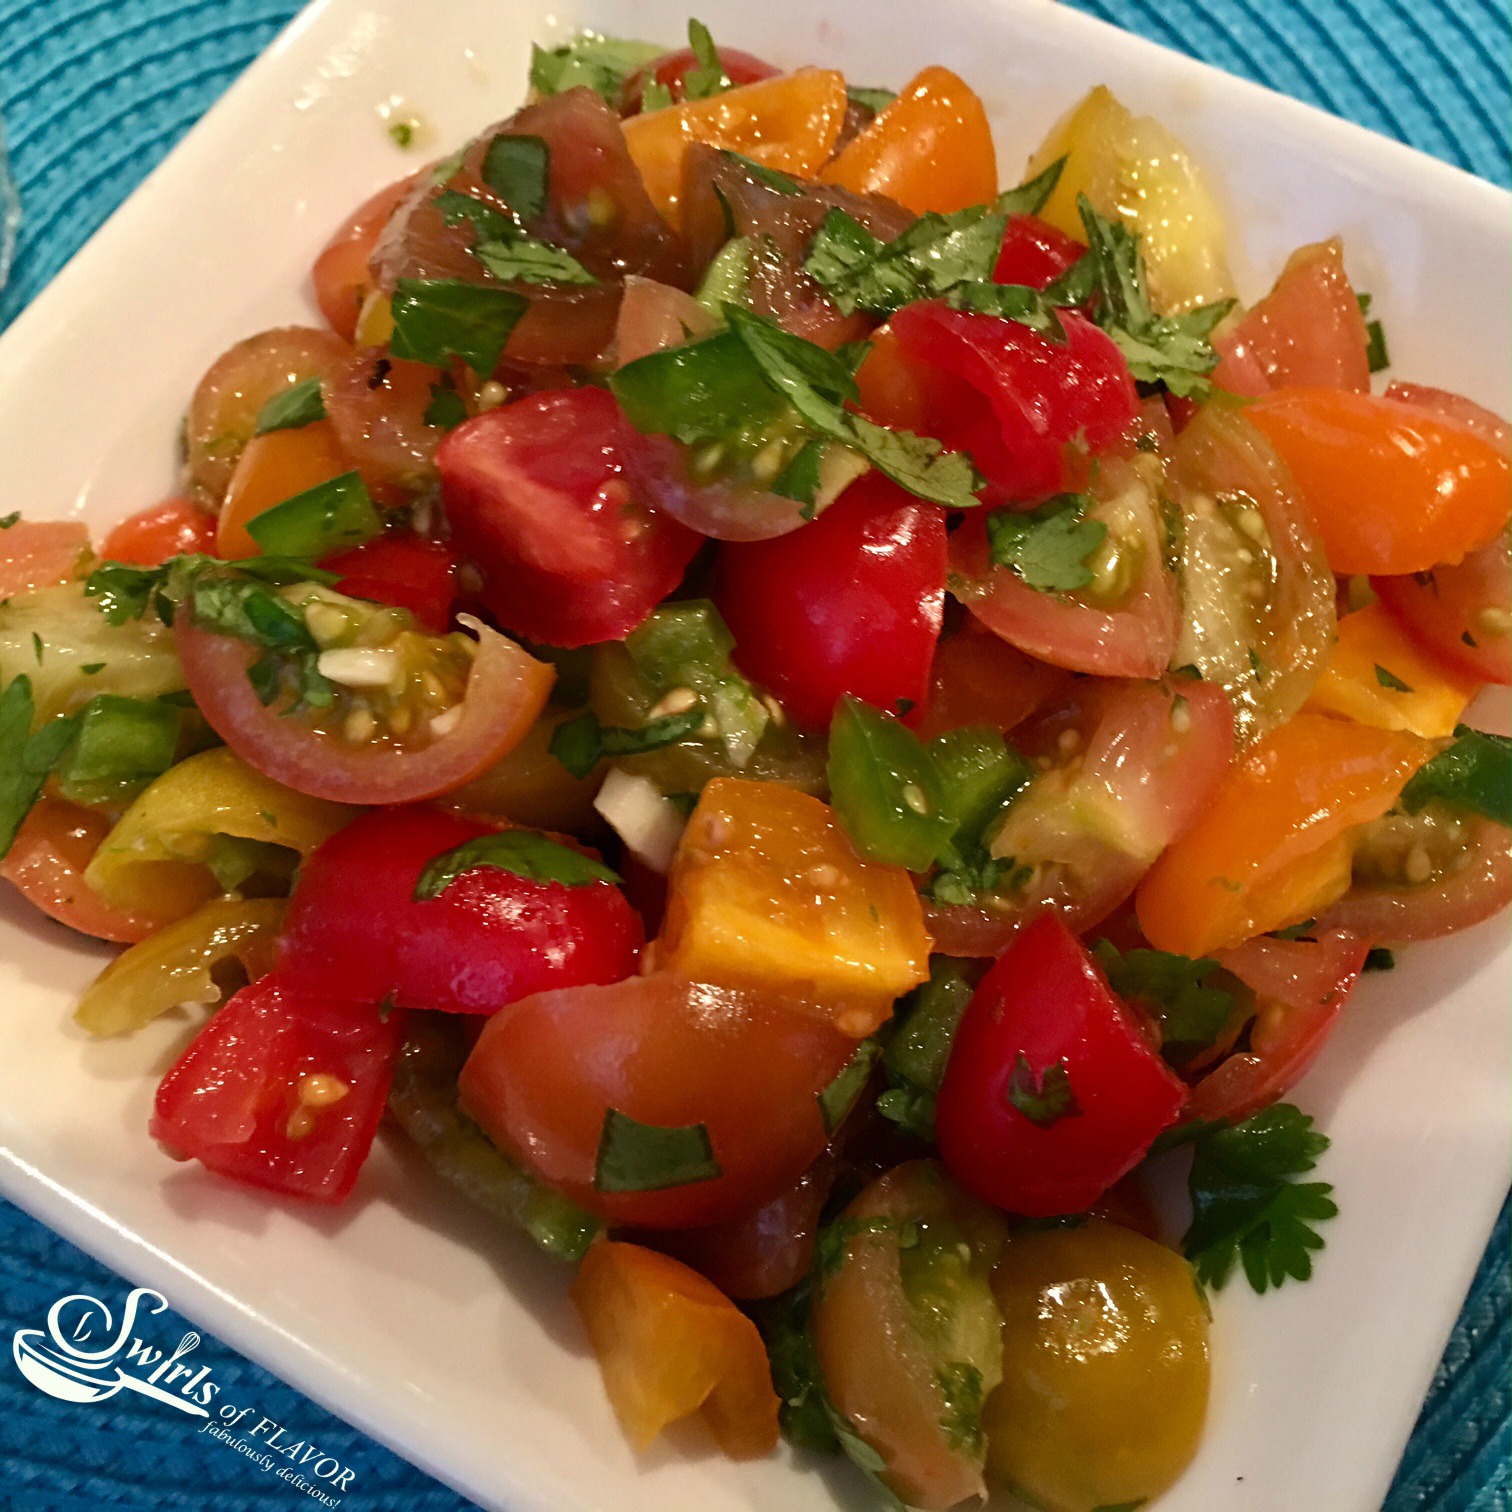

{"left": 218, "top": 420, "right": 351, "bottom": 559}
{"left": 570, "top": 1240, "right": 780, "bottom": 1459}
{"left": 622, "top": 69, "right": 847, "bottom": 227}
{"left": 1025, "top": 85, "right": 1235, "bottom": 314}
{"left": 74, "top": 897, "right": 285, "bottom": 1037}
{"left": 1306, "top": 602, "right": 1481, "bottom": 738}
{"left": 820, "top": 66, "right": 997, "bottom": 214}
{"left": 84, "top": 747, "right": 355, "bottom": 925}
{"left": 656, "top": 778, "right": 931, "bottom": 1034}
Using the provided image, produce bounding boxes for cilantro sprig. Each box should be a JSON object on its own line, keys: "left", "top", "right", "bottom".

{"left": 985, "top": 492, "right": 1107, "bottom": 593}
{"left": 528, "top": 32, "right": 664, "bottom": 103}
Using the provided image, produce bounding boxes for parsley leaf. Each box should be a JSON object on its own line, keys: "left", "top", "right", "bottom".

{"left": 548, "top": 706, "right": 707, "bottom": 780}
{"left": 528, "top": 34, "right": 664, "bottom": 104}
{"left": 0, "top": 675, "right": 80, "bottom": 858}
{"left": 480, "top": 134, "right": 549, "bottom": 220}
{"left": 1093, "top": 940, "right": 1241, "bottom": 1057}
{"left": 1400, "top": 724, "right": 1512, "bottom": 828}
{"left": 682, "top": 19, "right": 731, "bottom": 100}
{"left": 253, "top": 376, "right": 327, "bottom": 436}
{"left": 413, "top": 831, "right": 620, "bottom": 900}
{"left": 1006, "top": 1054, "right": 1081, "bottom": 1127}
{"left": 985, "top": 493, "right": 1106, "bottom": 592}
{"left": 1183, "top": 1103, "right": 1337, "bottom": 1293}
{"left": 1374, "top": 663, "right": 1413, "bottom": 694}
{"left": 472, "top": 237, "right": 597, "bottom": 286}
{"left": 390, "top": 277, "right": 526, "bottom": 376}
{"left": 594, "top": 1108, "right": 721, "bottom": 1193}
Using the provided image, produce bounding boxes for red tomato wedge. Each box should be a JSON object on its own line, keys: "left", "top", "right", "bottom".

{"left": 322, "top": 532, "right": 458, "bottom": 634}
{"left": 150, "top": 972, "right": 403, "bottom": 1203}
{"left": 458, "top": 972, "right": 856, "bottom": 1228}
{"left": 277, "top": 807, "right": 643, "bottom": 1014}
{"left": 437, "top": 388, "right": 703, "bottom": 648}
{"left": 715, "top": 473, "right": 946, "bottom": 729}
{"left": 993, "top": 214, "right": 1085, "bottom": 290}
{"left": 0, "top": 520, "right": 89, "bottom": 598}
{"left": 311, "top": 175, "right": 414, "bottom": 342}
{"left": 100, "top": 498, "right": 217, "bottom": 567}
{"left": 176, "top": 616, "right": 553, "bottom": 806}
{"left": 935, "top": 914, "right": 1186, "bottom": 1217}
{"left": 1, "top": 798, "right": 157, "bottom": 944}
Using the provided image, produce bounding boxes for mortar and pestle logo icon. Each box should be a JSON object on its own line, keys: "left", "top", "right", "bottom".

{"left": 13, "top": 1287, "right": 210, "bottom": 1417}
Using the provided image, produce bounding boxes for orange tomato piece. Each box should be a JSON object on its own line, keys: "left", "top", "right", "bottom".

{"left": 1246, "top": 389, "right": 1512, "bottom": 575}
{"left": 622, "top": 69, "right": 847, "bottom": 226}
{"left": 820, "top": 66, "right": 997, "bottom": 213}
{"left": 1305, "top": 601, "right": 1481, "bottom": 738}
{"left": 217, "top": 421, "right": 351, "bottom": 558}
{"left": 1135, "top": 712, "right": 1435, "bottom": 955}
{"left": 855, "top": 322, "right": 934, "bottom": 433}
{"left": 312, "top": 175, "right": 415, "bottom": 342}
{"left": 570, "top": 1240, "right": 780, "bottom": 1459}
{"left": 0, "top": 519, "right": 90, "bottom": 597}
{"left": 101, "top": 497, "right": 218, "bottom": 567}
{"left": 654, "top": 777, "right": 931, "bottom": 1034}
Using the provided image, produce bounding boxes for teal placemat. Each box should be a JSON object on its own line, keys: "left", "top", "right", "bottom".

{"left": 0, "top": 2, "right": 1506, "bottom": 1509}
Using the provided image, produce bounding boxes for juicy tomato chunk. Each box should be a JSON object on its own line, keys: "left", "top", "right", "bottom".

{"left": 458, "top": 971, "right": 855, "bottom": 1227}
{"left": 311, "top": 176, "right": 414, "bottom": 342}
{"left": 323, "top": 348, "right": 446, "bottom": 503}
{"left": 570, "top": 1240, "right": 780, "bottom": 1458}
{"left": 322, "top": 532, "right": 458, "bottom": 634}
{"left": 993, "top": 214, "right": 1085, "bottom": 290}
{"left": 935, "top": 915, "right": 1186, "bottom": 1216}
{"left": 819, "top": 66, "right": 996, "bottom": 214}
{"left": 813, "top": 1161, "right": 1010, "bottom": 1511}
{"left": 984, "top": 1221, "right": 1210, "bottom": 1512}
{"left": 1246, "top": 389, "right": 1512, "bottom": 575}
{"left": 622, "top": 45, "right": 779, "bottom": 113}
{"left": 218, "top": 421, "right": 353, "bottom": 558}
{"left": 715, "top": 473, "right": 946, "bottom": 730}
{"left": 150, "top": 971, "right": 403, "bottom": 1203}
{"left": 1136, "top": 712, "right": 1436, "bottom": 956}
{"left": 916, "top": 619, "right": 1073, "bottom": 740}
{"left": 885, "top": 301, "right": 1138, "bottom": 504}
{"left": 1212, "top": 238, "right": 1370, "bottom": 396}
{"left": 437, "top": 388, "right": 703, "bottom": 648}
{"left": 100, "top": 498, "right": 217, "bottom": 567}
{"left": 654, "top": 778, "right": 932, "bottom": 1035}
{"left": 277, "top": 806, "right": 643, "bottom": 1014}
{"left": 0, "top": 519, "right": 89, "bottom": 598}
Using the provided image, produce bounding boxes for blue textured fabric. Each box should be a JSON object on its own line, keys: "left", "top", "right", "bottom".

{"left": 0, "top": 1, "right": 1507, "bottom": 1508}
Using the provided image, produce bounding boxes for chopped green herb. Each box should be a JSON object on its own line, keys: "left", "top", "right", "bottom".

{"left": 1400, "top": 724, "right": 1512, "bottom": 828}
{"left": 1183, "top": 1103, "right": 1337, "bottom": 1293}
{"left": 944, "top": 279, "right": 1067, "bottom": 338}
{"left": 548, "top": 706, "right": 707, "bottom": 780}
{"left": 682, "top": 19, "right": 731, "bottom": 100}
{"left": 1248, "top": 647, "right": 1267, "bottom": 682}
{"left": 473, "top": 237, "right": 597, "bottom": 286}
{"left": 30, "top": 632, "right": 43, "bottom": 664}
{"left": 845, "top": 84, "right": 896, "bottom": 114}
{"left": 480, "top": 133, "right": 550, "bottom": 220}
{"left": 1006, "top": 1054, "right": 1081, "bottom": 1127}
{"left": 1357, "top": 296, "right": 1391, "bottom": 373}
{"left": 1093, "top": 940, "right": 1240, "bottom": 1057}
{"left": 80, "top": 662, "right": 105, "bottom": 676}
{"left": 387, "top": 120, "right": 415, "bottom": 149}
{"left": 985, "top": 493, "right": 1106, "bottom": 593}
{"left": 1374, "top": 663, "right": 1413, "bottom": 694}
{"left": 594, "top": 1108, "right": 721, "bottom": 1193}
{"left": 878, "top": 958, "right": 980, "bottom": 1142}
{"left": 390, "top": 277, "right": 526, "bottom": 377}
{"left": 936, "top": 1362, "right": 987, "bottom": 1454}
{"left": 528, "top": 33, "right": 665, "bottom": 103}
{"left": 413, "top": 830, "right": 620, "bottom": 901}
{"left": 252, "top": 376, "right": 327, "bottom": 436}
{"left": 1268, "top": 918, "right": 1318, "bottom": 941}
{"left": 922, "top": 851, "right": 1028, "bottom": 907}
{"left": 423, "top": 377, "right": 469, "bottom": 431}
{"left": 0, "top": 512, "right": 18, "bottom": 529}
{"left": 639, "top": 80, "right": 675, "bottom": 112}
{"left": 816, "top": 1040, "right": 881, "bottom": 1135}
{"left": 433, "top": 189, "right": 514, "bottom": 242}
{"left": 245, "top": 471, "right": 381, "bottom": 559}
{"left": 0, "top": 676, "right": 80, "bottom": 857}
{"left": 1364, "top": 947, "right": 1396, "bottom": 972}
{"left": 718, "top": 149, "right": 801, "bottom": 195}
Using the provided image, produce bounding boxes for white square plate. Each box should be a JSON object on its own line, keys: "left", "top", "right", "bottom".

{"left": 0, "top": 2, "right": 1507, "bottom": 1509}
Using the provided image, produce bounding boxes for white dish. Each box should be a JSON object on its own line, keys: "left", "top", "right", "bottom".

{"left": 0, "top": 1, "right": 1506, "bottom": 1509}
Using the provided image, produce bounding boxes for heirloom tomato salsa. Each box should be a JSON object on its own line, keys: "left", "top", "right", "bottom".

{"left": 3, "top": 20, "right": 1510, "bottom": 1511}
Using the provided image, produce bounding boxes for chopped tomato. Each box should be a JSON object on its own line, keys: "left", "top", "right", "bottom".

{"left": 1245, "top": 389, "right": 1512, "bottom": 575}
{"left": 218, "top": 421, "right": 353, "bottom": 558}
{"left": 176, "top": 614, "right": 553, "bottom": 805}
{"left": 1383, "top": 381, "right": 1512, "bottom": 452}
{"left": 322, "top": 532, "right": 458, "bottom": 634}
{"left": 1216, "top": 923, "right": 1368, "bottom": 1012}
{"left": 0, "top": 519, "right": 89, "bottom": 597}
{"left": 915, "top": 619, "right": 1072, "bottom": 740}
{"left": 654, "top": 778, "right": 932, "bottom": 1035}
{"left": 714, "top": 473, "right": 946, "bottom": 730}
{"left": 311, "top": 176, "right": 414, "bottom": 342}
{"left": 1, "top": 798, "right": 157, "bottom": 943}
{"left": 569, "top": 1240, "right": 780, "bottom": 1458}
{"left": 436, "top": 388, "right": 703, "bottom": 648}
{"left": 323, "top": 348, "right": 445, "bottom": 503}
{"left": 1136, "top": 712, "right": 1436, "bottom": 956}
{"left": 277, "top": 806, "right": 642, "bottom": 1014}
{"left": 884, "top": 301, "right": 1138, "bottom": 503}
{"left": 150, "top": 971, "right": 403, "bottom": 1203}
{"left": 458, "top": 971, "right": 856, "bottom": 1227}
{"left": 935, "top": 914, "right": 1186, "bottom": 1217}
{"left": 1305, "top": 601, "right": 1481, "bottom": 738}
{"left": 100, "top": 498, "right": 217, "bottom": 567}
{"left": 622, "top": 46, "right": 779, "bottom": 113}
{"left": 622, "top": 68, "right": 848, "bottom": 226}
{"left": 819, "top": 66, "right": 996, "bottom": 214}
{"left": 993, "top": 214, "right": 1085, "bottom": 290}
{"left": 1212, "top": 239, "right": 1370, "bottom": 396}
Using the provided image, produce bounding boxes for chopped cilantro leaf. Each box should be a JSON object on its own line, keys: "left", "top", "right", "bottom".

{"left": 253, "top": 376, "right": 327, "bottom": 436}
{"left": 390, "top": 277, "right": 526, "bottom": 376}
{"left": 682, "top": 19, "right": 730, "bottom": 101}
{"left": 1006, "top": 1054, "right": 1081, "bottom": 1127}
{"left": 1093, "top": 940, "right": 1239, "bottom": 1056}
{"left": 548, "top": 706, "right": 707, "bottom": 779}
{"left": 1374, "top": 663, "right": 1413, "bottom": 693}
{"left": 528, "top": 33, "right": 664, "bottom": 103}
{"left": 473, "top": 237, "right": 597, "bottom": 286}
{"left": 594, "top": 1108, "right": 721, "bottom": 1193}
{"left": 413, "top": 831, "right": 619, "bottom": 900}
{"left": 985, "top": 493, "right": 1106, "bottom": 593}
{"left": 480, "top": 133, "right": 549, "bottom": 221}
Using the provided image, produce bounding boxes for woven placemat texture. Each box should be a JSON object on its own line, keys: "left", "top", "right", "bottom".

{"left": 0, "top": 1, "right": 1507, "bottom": 1508}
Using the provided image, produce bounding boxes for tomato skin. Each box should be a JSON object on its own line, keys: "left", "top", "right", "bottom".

{"left": 437, "top": 389, "right": 703, "bottom": 648}
{"left": 0, "top": 520, "right": 90, "bottom": 598}
{"left": 277, "top": 807, "right": 643, "bottom": 1015}
{"left": 888, "top": 301, "right": 1138, "bottom": 503}
{"left": 458, "top": 972, "right": 856, "bottom": 1227}
{"left": 1, "top": 798, "right": 158, "bottom": 943}
{"left": 176, "top": 616, "right": 553, "bottom": 806}
{"left": 311, "top": 176, "right": 413, "bottom": 342}
{"left": 150, "top": 972, "right": 403, "bottom": 1203}
{"left": 322, "top": 532, "right": 458, "bottom": 634}
{"left": 622, "top": 46, "right": 779, "bottom": 113}
{"left": 936, "top": 914, "right": 1186, "bottom": 1217}
{"left": 916, "top": 618, "right": 1072, "bottom": 740}
{"left": 1246, "top": 389, "right": 1512, "bottom": 575}
{"left": 100, "top": 498, "right": 217, "bottom": 567}
{"left": 715, "top": 474, "right": 945, "bottom": 730}
{"left": 993, "top": 214, "right": 1085, "bottom": 290}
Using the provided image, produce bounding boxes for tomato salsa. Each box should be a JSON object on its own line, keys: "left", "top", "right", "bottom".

{"left": 3, "top": 20, "right": 1508, "bottom": 1512}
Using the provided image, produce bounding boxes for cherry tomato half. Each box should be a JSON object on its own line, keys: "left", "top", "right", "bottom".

{"left": 100, "top": 498, "right": 217, "bottom": 567}
{"left": 311, "top": 175, "right": 414, "bottom": 342}
{"left": 322, "top": 532, "right": 458, "bottom": 635}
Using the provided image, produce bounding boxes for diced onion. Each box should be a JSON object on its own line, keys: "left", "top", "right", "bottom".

{"left": 593, "top": 768, "right": 687, "bottom": 874}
